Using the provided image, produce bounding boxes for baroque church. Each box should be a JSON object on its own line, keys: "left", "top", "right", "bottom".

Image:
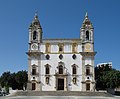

{"left": 27, "top": 13, "right": 96, "bottom": 91}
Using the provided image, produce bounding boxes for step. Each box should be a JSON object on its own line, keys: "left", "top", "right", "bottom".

{"left": 13, "top": 91, "right": 113, "bottom": 97}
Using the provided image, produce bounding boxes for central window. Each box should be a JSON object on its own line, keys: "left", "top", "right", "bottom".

{"left": 59, "top": 65, "right": 63, "bottom": 74}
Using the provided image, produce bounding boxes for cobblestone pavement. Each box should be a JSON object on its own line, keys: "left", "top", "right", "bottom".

{"left": 0, "top": 96, "right": 120, "bottom": 99}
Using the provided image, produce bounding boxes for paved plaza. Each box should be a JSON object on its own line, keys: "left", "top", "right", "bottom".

{"left": 0, "top": 96, "right": 120, "bottom": 99}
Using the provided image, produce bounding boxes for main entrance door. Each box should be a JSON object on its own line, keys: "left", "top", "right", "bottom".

{"left": 58, "top": 79, "right": 64, "bottom": 90}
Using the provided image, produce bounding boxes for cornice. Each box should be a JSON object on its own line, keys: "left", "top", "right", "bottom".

{"left": 42, "top": 39, "right": 82, "bottom": 44}
{"left": 80, "top": 52, "right": 97, "bottom": 57}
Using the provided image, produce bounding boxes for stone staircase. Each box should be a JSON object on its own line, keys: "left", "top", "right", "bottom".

{"left": 13, "top": 91, "right": 113, "bottom": 97}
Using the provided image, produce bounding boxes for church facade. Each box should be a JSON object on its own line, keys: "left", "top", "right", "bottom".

{"left": 27, "top": 13, "right": 96, "bottom": 91}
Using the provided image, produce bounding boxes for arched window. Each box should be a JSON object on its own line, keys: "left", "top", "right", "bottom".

{"left": 86, "top": 31, "right": 89, "bottom": 40}
{"left": 59, "top": 65, "right": 63, "bottom": 74}
{"left": 33, "top": 31, "right": 37, "bottom": 40}
{"left": 45, "top": 64, "right": 50, "bottom": 75}
{"left": 32, "top": 67, "right": 36, "bottom": 75}
{"left": 73, "top": 66, "right": 77, "bottom": 74}
{"left": 86, "top": 67, "right": 90, "bottom": 75}
{"left": 46, "top": 66, "right": 50, "bottom": 74}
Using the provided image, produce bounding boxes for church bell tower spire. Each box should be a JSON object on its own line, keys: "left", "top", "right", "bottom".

{"left": 29, "top": 13, "right": 43, "bottom": 44}
{"left": 80, "top": 12, "right": 94, "bottom": 43}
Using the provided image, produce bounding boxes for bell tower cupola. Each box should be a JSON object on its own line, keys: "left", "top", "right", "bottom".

{"left": 80, "top": 12, "right": 94, "bottom": 43}
{"left": 29, "top": 13, "right": 43, "bottom": 44}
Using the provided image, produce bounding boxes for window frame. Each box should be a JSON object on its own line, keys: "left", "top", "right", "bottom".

{"left": 33, "top": 31, "right": 37, "bottom": 40}
{"left": 86, "top": 67, "right": 90, "bottom": 75}
{"left": 32, "top": 67, "right": 36, "bottom": 75}
{"left": 58, "top": 65, "right": 63, "bottom": 74}
{"left": 45, "top": 64, "right": 51, "bottom": 75}
{"left": 86, "top": 30, "right": 89, "bottom": 40}
{"left": 72, "top": 64, "right": 78, "bottom": 75}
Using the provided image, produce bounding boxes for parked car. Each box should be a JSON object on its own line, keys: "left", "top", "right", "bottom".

{"left": 0, "top": 92, "right": 3, "bottom": 96}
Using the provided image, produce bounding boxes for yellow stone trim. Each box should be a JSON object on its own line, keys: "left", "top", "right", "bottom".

{"left": 72, "top": 43, "right": 78, "bottom": 53}
{"left": 45, "top": 43, "right": 51, "bottom": 53}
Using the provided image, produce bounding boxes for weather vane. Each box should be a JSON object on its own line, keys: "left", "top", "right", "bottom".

{"left": 35, "top": 10, "right": 38, "bottom": 16}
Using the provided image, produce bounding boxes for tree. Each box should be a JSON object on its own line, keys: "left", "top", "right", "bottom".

{"left": 95, "top": 65, "right": 112, "bottom": 90}
{"left": 95, "top": 66, "right": 120, "bottom": 90}
{"left": 0, "top": 70, "right": 28, "bottom": 90}
{"left": 102, "top": 69, "right": 120, "bottom": 88}
{"left": 0, "top": 71, "right": 11, "bottom": 88}
{"left": 15, "top": 70, "right": 28, "bottom": 90}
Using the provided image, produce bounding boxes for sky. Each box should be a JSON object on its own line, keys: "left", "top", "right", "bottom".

{"left": 0, "top": 0, "right": 120, "bottom": 75}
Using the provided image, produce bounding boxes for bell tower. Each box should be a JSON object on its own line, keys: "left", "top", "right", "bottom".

{"left": 80, "top": 12, "right": 96, "bottom": 91}
{"left": 27, "top": 13, "right": 42, "bottom": 91}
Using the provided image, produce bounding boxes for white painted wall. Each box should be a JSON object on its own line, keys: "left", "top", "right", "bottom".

{"left": 40, "top": 51, "right": 83, "bottom": 91}
{"left": 29, "top": 42, "right": 94, "bottom": 91}
{"left": 85, "top": 57, "right": 92, "bottom": 65}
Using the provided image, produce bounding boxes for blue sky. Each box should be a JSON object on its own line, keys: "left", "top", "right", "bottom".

{"left": 0, "top": 0, "right": 120, "bottom": 75}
